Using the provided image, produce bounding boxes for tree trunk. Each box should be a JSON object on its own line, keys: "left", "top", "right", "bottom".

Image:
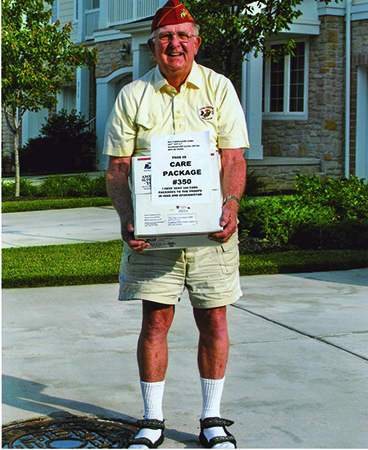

{"left": 7, "top": 107, "right": 21, "bottom": 197}
{"left": 14, "top": 125, "right": 20, "bottom": 197}
{"left": 4, "top": 106, "right": 22, "bottom": 197}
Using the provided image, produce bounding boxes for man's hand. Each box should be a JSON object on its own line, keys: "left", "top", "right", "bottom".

{"left": 208, "top": 200, "right": 238, "bottom": 243}
{"left": 208, "top": 148, "right": 246, "bottom": 244}
{"left": 120, "top": 212, "right": 150, "bottom": 252}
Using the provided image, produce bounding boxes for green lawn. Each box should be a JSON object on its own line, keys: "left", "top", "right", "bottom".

{"left": 2, "top": 241, "right": 367, "bottom": 289}
{"left": 2, "top": 197, "right": 112, "bottom": 213}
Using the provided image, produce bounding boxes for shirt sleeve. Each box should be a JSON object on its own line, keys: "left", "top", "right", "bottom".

{"left": 216, "top": 77, "right": 250, "bottom": 150}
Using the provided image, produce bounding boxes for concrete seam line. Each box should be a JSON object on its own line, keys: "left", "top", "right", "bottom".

{"left": 230, "top": 304, "right": 368, "bottom": 362}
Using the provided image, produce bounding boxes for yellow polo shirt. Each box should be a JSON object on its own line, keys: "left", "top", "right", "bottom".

{"left": 103, "top": 62, "right": 249, "bottom": 158}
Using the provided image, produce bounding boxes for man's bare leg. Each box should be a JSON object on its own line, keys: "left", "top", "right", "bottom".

{"left": 129, "top": 301, "right": 175, "bottom": 449}
{"left": 194, "top": 306, "right": 229, "bottom": 379}
{"left": 194, "top": 306, "right": 235, "bottom": 448}
{"left": 137, "top": 300, "right": 175, "bottom": 382}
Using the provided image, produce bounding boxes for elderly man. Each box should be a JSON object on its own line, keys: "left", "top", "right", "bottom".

{"left": 104, "top": 1, "right": 249, "bottom": 448}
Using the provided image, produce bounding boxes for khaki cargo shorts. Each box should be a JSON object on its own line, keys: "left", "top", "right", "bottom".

{"left": 118, "top": 232, "right": 242, "bottom": 309}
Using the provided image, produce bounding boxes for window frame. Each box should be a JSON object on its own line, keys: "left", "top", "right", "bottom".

{"left": 263, "top": 38, "right": 309, "bottom": 121}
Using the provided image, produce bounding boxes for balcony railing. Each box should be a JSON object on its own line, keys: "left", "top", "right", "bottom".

{"left": 108, "top": 0, "right": 160, "bottom": 26}
{"left": 85, "top": 8, "right": 100, "bottom": 39}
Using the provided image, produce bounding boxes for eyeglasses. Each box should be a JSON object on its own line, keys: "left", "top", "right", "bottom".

{"left": 155, "top": 31, "right": 198, "bottom": 43}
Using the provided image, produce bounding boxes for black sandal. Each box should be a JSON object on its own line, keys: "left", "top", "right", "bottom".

{"left": 199, "top": 417, "right": 237, "bottom": 448}
{"left": 127, "top": 419, "right": 165, "bottom": 449}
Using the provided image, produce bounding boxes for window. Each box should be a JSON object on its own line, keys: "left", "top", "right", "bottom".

{"left": 263, "top": 40, "right": 308, "bottom": 120}
{"left": 86, "top": 0, "right": 100, "bottom": 9}
{"left": 85, "top": 0, "right": 100, "bottom": 40}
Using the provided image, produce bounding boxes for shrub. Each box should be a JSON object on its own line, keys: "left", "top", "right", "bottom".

{"left": 39, "top": 175, "right": 70, "bottom": 197}
{"left": 238, "top": 196, "right": 335, "bottom": 245}
{"left": 291, "top": 219, "right": 368, "bottom": 250}
{"left": 295, "top": 174, "right": 368, "bottom": 220}
{"left": 3, "top": 173, "right": 107, "bottom": 200}
{"left": 20, "top": 109, "right": 97, "bottom": 175}
{"left": 65, "top": 173, "right": 93, "bottom": 197}
{"left": 2, "top": 178, "right": 40, "bottom": 197}
{"left": 2, "top": 181, "right": 14, "bottom": 197}
{"left": 244, "top": 170, "right": 266, "bottom": 197}
{"left": 238, "top": 175, "right": 368, "bottom": 250}
{"left": 88, "top": 174, "right": 108, "bottom": 197}
{"left": 61, "top": 173, "right": 107, "bottom": 197}
{"left": 37, "top": 174, "right": 107, "bottom": 198}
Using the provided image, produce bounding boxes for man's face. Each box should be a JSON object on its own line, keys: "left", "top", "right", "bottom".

{"left": 148, "top": 23, "right": 201, "bottom": 84}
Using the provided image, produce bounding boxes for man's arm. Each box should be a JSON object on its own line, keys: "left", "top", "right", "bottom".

{"left": 209, "top": 148, "right": 246, "bottom": 243}
{"left": 106, "top": 155, "right": 150, "bottom": 252}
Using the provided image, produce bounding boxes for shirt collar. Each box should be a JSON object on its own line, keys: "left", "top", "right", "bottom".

{"left": 186, "top": 62, "right": 202, "bottom": 89}
{"left": 152, "top": 61, "right": 202, "bottom": 92}
{"left": 153, "top": 66, "right": 167, "bottom": 92}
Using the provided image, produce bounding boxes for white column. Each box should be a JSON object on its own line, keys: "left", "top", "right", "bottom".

{"left": 96, "top": 79, "right": 117, "bottom": 170}
{"left": 99, "top": 0, "right": 108, "bottom": 29}
{"left": 241, "top": 53, "right": 263, "bottom": 160}
{"left": 132, "top": 36, "right": 151, "bottom": 80}
{"left": 76, "top": 67, "right": 90, "bottom": 118}
{"left": 77, "top": 0, "right": 85, "bottom": 42}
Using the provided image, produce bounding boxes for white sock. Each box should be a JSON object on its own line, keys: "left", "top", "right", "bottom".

{"left": 141, "top": 380, "right": 165, "bottom": 421}
{"left": 200, "top": 377, "right": 235, "bottom": 449}
{"left": 201, "top": 376, "right": 224, "bottom": 419}
{"left": 130, "top": 380, "right": 165, "bottom": 448}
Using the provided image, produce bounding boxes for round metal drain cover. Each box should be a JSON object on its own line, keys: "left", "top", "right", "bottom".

{"left": 2, "top": 417, "right": 138, "bottom": 448}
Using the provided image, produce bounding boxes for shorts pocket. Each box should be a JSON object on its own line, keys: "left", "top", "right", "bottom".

{"left": 121, "top": 244, "right": 182, "bottom": 281}
{"left": 216, "top": 233, "right": 239, "bottom": 275}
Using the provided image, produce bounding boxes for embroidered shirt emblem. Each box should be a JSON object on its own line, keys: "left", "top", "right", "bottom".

{"left": 199, "top": 106, "right": 214, "bottom": 121}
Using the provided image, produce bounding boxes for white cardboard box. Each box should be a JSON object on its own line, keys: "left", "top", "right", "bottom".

{"left": 132, "top": 153, "right": 223, "bottom": 250}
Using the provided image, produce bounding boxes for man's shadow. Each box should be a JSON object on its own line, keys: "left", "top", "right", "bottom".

{"left": 2, "top": 375, "right": 199, "bottom": 448}
{"left": 2, "top": 374, "right": 132, "bottom": 421}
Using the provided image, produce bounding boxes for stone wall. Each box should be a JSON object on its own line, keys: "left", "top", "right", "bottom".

{"left": 248, "top": 157, "right": 322, "bottom": 193}
{"left": 261, "top": 16, "right": 346, "bottom": 184}
{"left": 95, "top": 38, "right": 133, "bottom": 79}
{"left": 351, "top": 18, "right": 368, "bottom": 54}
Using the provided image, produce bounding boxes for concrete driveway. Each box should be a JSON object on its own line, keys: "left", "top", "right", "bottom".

{"left": 2, "top": 270, "right": 368, "bottom": 448}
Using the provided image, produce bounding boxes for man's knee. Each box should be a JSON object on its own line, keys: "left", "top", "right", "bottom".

{"left": 194, "top": 306, "right": 228, "bottom": 339}
{"left": 141, "top": 301, "right": 175, "bottom": 340}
